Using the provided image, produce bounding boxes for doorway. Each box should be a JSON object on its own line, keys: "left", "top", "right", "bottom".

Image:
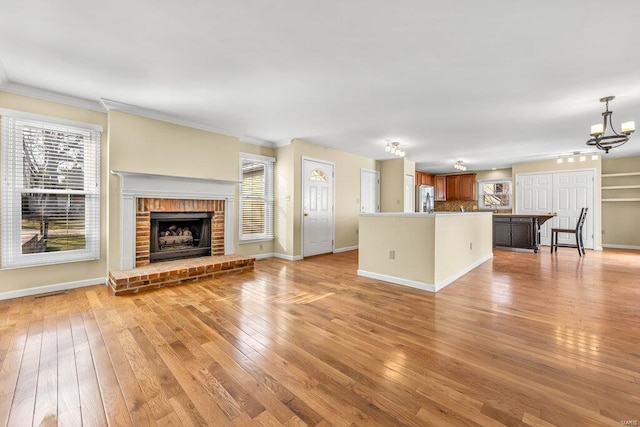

{"left": 516, "top": 170, "right": 595, "bottom": 249}
{"left": 302, "top": 158, "right": 335, "bottom": 257}
{"left": 360, "top": 169, "right": 380, "bottom": 213}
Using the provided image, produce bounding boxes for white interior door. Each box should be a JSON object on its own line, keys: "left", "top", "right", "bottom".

{"left": 360, "top": 169, "right": 380, "bottom": 213}
{"left": 517, "top": 170, "right": 594, "bottom": 248}
{"left": 303, "top": 159, "right": 334, "bottom": 257}
{"left": 517, "top": 173, "right": 553, "bottom": 245}
{"left": 404, "top": 174, "right": 415, "bottom": 213}
{"left": 552, "top": 171, "right": 594, "bottom": 249}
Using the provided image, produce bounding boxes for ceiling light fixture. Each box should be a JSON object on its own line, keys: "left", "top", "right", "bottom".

{"left": 454, "top": 160, "right": 467, "bottom": 171}
{"left": 586, "top": 96, "right": 635, "bottom": 153}
{"left": 385, "top": 141, "right": 405, "bottom": 157}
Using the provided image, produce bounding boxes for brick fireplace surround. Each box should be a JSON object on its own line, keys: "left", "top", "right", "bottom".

{"left": 134, "top": 197, "right": 225, "bottom": 267}
{"left": 108, "top": 172, "right": 254, "bottom": 295}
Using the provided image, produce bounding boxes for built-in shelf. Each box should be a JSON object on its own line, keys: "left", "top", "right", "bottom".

{"left": 602, "top": 171, "right": 640, "bottom": 203}
{"left": 601, "top": 172, "right": 640, "bottom": 177}
{"left": 601, "top": 185, "right": 640, "bottom": 190}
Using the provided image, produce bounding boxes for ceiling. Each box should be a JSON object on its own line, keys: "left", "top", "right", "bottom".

{"left": 1, "top": 1, "right": 639, "bottom": 173}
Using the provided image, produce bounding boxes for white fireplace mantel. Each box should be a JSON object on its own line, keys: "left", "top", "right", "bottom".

{"left": 112, "top": 170, "right": 237, "bottom": 270}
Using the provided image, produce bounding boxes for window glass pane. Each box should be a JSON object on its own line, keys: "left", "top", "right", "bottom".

{"left": 310, "top": 169, "right": 327, "bottom": 182}
{"left": 238, "top": 154, "right": 274, "bottom": 241}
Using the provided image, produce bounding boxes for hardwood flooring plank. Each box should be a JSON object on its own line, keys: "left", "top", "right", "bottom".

{"left": 82, "top": 307, "right": 133, "bottom": 427}
{"left": 7, "top": 317, "right": 42, "bottom": 427}
{"left": 32, "top": 313, "right": 58, "bottom": 426}
{"left": 1, "top": 249, "right": 639, "bottom": 425}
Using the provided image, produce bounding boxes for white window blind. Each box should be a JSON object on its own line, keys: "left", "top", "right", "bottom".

{"left": 1, "top": 110, "right": 101, "bottom": 269}
{"left": 239, "top": 153, "right": 275, "bottom": 241}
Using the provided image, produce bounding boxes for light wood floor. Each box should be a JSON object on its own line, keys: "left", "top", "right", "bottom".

{"left": 1, "top": 248, "right": 639, "bottom": 426}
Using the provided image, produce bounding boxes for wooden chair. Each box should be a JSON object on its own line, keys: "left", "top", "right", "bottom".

{"left": 550, "top": 207, "right": 588, "bottom": 256}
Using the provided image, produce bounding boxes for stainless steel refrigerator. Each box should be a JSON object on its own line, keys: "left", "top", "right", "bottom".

{"left": 415, "top": 185, "right": 435, "bottom": 213}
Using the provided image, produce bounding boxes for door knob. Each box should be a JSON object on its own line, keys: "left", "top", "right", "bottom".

{"left": 304, "top": 213, "right": 309, "bottom": 216}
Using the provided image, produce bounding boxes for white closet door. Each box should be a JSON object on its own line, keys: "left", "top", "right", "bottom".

{"left": 552, "top": 171, "right": 594, "bottom": 249}
{"left": 516, "top": 170, "right": 594, "bottom": 249}
{"left": 516, "top": 173, "right": 553, "bottom": 245}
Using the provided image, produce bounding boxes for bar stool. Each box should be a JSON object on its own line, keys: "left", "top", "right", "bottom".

{"left": 550, "top": 207, "right": 588, "bottom": 256}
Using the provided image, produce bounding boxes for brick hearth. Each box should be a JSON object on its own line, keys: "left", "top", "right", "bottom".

{"left": 108, "top": 255, "right": 255, "bottom": 295}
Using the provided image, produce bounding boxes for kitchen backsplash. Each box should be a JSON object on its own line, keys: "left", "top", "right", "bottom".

{"left": 434, "top": 200, "right": 513, "bottom": 213}
{"left": 435, "top": 200, "right": 479, "bottom": 212}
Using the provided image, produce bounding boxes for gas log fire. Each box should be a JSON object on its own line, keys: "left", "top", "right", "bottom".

{"left": 149, "top": 212, "right": 212, "bottom": 262}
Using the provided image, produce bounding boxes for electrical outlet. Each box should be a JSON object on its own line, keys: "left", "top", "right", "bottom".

{"left": 388, "top": 249, "right": 395, "bottom": 259}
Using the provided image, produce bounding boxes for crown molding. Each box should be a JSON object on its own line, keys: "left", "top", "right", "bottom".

{"left": 101, "top": 98, "right": 274, "bottom": 147}
{"left": 273, "top": 138, "right": 294, "bottom": 148}
{"left": 238, "top": 135, "right": 274, "bottom": 147}
{"left": 0, "top": 81, "right": 106, "bottom": 112}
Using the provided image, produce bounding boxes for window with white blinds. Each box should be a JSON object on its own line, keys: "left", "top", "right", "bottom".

{"left": 1, "top": 110, "right": 102, "bottom": 269}
{"left": 239, "top": 153, "right": 275, "bottom": 241}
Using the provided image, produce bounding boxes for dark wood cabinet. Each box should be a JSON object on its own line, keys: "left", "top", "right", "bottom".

{"left": 493, "top": 217, "right": 512, "bottom": 247}
{"left": 492, "top": 214, "right": 554, "bottom": 253}
{"left": 435, "top": 176, "right": 447, "bottom": 201}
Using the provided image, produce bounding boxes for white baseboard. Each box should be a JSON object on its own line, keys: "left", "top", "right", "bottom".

{"left": 252, "top": 253, "right": 275, "bottom": 260}
{"left": 334, "top": 245, "right": 358, "bottom": 253}
{"left": 0, "top": 277, "right": 107, "bottom": 301}
{"left": 273, "top": 253, "right": 304, "bottom": 261}
{"left": 358, "top": 252, "right": 493, "bottom": 293}
{"left": 602, "top": 244, "right": 640, "bottom": 250}
{"left": 433, "top": 253, "right": 493, "bottom": 292}
{"left": 357, "top": 270, "right": 436, "bottom": 292}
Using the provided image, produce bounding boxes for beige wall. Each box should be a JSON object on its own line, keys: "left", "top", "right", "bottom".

{"left": 274, "top": 143, "right": 295, "bottom": 256}
{"left": 359, "top": 215, "right": 436, "bottom": 283}
{"left": 380, "top": 158, "right": 415, "bottom": 212}
{"left": 358, "top": 212, "right": 493, "bottom": 290}
{"left": 277, "top": 139, "right": 379, "bottom": 258}
{"left": 601, "top": 156, "right": 640, "bottom": 247}
{"left": 0, "top": 91, "right": 109, "bottom": 293}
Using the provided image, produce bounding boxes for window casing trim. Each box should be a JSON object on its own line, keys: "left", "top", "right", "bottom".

{"left": 239, "top": 153, "right": 275, "bottom": 242}
{"left": 1, "top": 109, "right": 101, "bottom": 269}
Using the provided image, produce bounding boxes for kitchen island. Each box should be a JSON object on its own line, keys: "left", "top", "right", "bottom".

{"left": 492, "top": 214, "right": 555, "bottom": 253}
{"left": 358, "top": 212, "right": 493, "bottom": 292}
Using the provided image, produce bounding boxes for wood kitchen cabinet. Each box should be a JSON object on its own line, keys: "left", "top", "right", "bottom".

{"left": 415, "top": 171, "right": 434, "bottom": 186}
{"left": 442, "top": 173, "right": 476, "bottom": 201}
{"left": 446, "top": 175, "right": 460, "bottom": 200}
{"left": 435, "top": 176, "right": 447, "bottom": 201}
{"left": 459, "top": 173, "right": 476, "bottom": 200}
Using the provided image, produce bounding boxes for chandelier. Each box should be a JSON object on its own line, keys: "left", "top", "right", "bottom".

{"left": 586, "top": 96, "right": 635, "bottom": 153}
{"left": 385, "top": 141, "right": 405, "bottom": 157}
{"left": 454, "top": 160, "right": 467, "bottom": 171}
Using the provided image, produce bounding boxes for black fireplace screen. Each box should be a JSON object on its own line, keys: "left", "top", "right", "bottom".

{"left": 149, "top": 212, "right": 212, "bottom": 262}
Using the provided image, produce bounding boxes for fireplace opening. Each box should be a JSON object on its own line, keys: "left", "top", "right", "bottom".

{"left": 150, "top": 212, "right": 212, "bottom": 262}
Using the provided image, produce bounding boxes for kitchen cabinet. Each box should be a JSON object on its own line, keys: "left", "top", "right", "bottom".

{"left": 441, "top": 173, "right": 476, "bottom": 201}
{"left": 493, "top": 214, "right": 554, "bottom": 253}
{"left": 446, "top": 175, "right": 460, "bottom": 200}
{"left": 435, "top": 176, "right": 447, "bottom": 201}
{"left": 415, "top": 171, "right": 434, "bottom": 186}
{"left": 459, "top": 174, "right": 477, "bottom": 200}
